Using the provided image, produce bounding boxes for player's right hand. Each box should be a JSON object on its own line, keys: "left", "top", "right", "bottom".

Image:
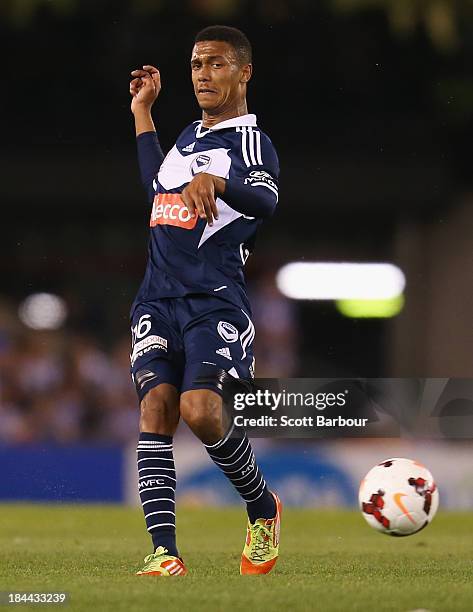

{"left": 130, "top": 65, "right": 161, "bottom": 113}
{"left": 181, "top": 173, "right": 221, "bottom": 227}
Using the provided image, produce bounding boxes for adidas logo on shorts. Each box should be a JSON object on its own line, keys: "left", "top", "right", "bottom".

{"left": 216, "top": 347, "right": 232, "bottom": 361}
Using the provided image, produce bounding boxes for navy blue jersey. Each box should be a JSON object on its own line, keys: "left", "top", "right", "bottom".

{"left": 132, "top": 114, "right": 279, "bottom": 314}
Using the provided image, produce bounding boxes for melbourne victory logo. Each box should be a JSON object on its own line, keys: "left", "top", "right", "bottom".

{"left": 191, "top": 154, "right": 211, "bottom": 175}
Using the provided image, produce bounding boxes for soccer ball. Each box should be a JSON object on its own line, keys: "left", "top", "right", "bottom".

{"left": 359, "top": 457, "right": 439, "bottom": 536}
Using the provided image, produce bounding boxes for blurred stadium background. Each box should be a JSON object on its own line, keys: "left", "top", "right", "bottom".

{"left": 1, "top": 0, "right": 472, "bottom": 508}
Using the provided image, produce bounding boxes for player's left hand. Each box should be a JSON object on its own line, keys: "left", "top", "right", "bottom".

{"left": 181, "top": 173, "right": 225, "bottom": 226}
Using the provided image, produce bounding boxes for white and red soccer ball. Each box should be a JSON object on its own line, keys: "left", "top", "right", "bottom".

{"left": 359, "top": 458, "right": 439, "bottom": 536}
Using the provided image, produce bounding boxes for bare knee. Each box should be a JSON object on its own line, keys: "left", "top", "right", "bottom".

{"left": 180, "top": 390, "right": 225, "bottom": 444}
{"left": 140, "top": 384, "right": 180, "bottom": 435}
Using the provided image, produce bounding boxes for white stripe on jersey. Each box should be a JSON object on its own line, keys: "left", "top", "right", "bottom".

{"left": 250, "top": 181, "right": 279, "bottom": 200}
{"left": 247, "top": 127, "right": 258, "bottom": 166}
{"left": 255, "top": 129, "right": 263, "bottom": 165}
{"left": 239, "top": 243, "right": 250, "bottom": 265}
{"left": 242, "top": 326, "right": 255, "bottom": 361}
{"left": 237, "top": 126, "right": 251, "bottom": 167}
{"left": 237, "top": 126, "right": 264, "bottom": 167}
{"left": 240, "top": 310, "right": 255, "bottom": 360}
{"left": 235, "top": 126, "right": 266, "bottom": 168}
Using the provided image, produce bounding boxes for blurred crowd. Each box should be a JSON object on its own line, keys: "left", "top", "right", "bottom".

{"left": 0, "top": 325, "right": 137, "bottom": 445}
{"left": 0, "top": 277, "right": 298, "bottom": 444}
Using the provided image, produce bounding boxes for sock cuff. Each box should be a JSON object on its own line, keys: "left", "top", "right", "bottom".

{"left": 203, "top": 423, "right": 237, "bottom": 449}
{"left": 139, "top": 432, "right": 173, "bottom": 444}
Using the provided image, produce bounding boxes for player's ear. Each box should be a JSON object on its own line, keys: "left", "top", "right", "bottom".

{"left": 240, "top": 63, "right": 252, "bottom": 84}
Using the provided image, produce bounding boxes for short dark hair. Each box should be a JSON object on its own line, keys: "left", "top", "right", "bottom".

{"left": 194, "top": 25, "right": 252, "bottom": 65}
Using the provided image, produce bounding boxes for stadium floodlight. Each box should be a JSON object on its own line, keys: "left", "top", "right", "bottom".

{"left": 18, "top": 292, "right": 67, "bottom": 330}
{"left": 276, "top": 262, "right": 405, "bottom": 300}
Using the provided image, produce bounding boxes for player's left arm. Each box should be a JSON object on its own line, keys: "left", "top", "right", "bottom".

{"left": 222, "top": 130, "right": 280, "bottom": 218}
{"left": 219, "top": 169, "right": 278, "bottom": 219}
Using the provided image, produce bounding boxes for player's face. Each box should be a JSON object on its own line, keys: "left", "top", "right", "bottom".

{"left": 191, "top": 41, "right": 250, "bottom": 113}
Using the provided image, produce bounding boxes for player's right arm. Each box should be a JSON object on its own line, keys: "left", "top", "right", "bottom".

{"left": 130, "top": 65, "right": 165, "bottom": 201}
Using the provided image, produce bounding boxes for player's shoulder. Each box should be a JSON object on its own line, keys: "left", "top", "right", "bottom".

{"left": 235, "top": 124, "right": 276, "bottom": 149}
{"left": 226, "top": 116, "right": 275, "bottom": 146}
{"left": 248, "top": 124, "right": 275, "bottom": 149}
{"left": 232, "top": 121, "right": 279, "bottom": 175}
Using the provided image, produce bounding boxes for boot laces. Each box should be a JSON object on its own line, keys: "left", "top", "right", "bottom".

{"left": 142, "top": 546, "right": 168, "bottom": 568}
{"left": 249, "top": 523, "right": 271, "bottom": 562}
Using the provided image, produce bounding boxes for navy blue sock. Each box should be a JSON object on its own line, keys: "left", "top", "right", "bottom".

{"left": 137, "top": 432, "right": 179, "bottom": 557}
{"left": 204, "top": 428, "right": 276, "bottom": 523}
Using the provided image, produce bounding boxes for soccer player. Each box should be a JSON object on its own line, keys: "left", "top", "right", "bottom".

{"left": 129, "top": 25, "right": 281, "bottom": 576}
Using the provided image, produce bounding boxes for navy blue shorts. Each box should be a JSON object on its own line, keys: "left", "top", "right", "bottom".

{"left": 130, "top": 295, "right": 255, "bottom": 402}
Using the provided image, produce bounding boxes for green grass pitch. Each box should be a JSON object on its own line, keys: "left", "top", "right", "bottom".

{"left": 1, "top": 505, "right": 472, "bottom": 611}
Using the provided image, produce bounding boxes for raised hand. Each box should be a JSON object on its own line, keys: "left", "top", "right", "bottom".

{"left": 130, "top": 65, "right": 161, "bottom": 114}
